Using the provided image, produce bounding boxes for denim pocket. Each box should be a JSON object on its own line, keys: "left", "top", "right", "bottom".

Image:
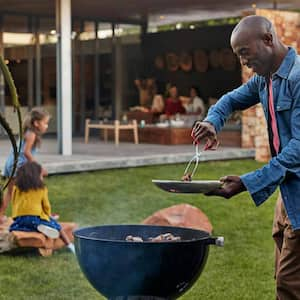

{"left": 275, "top": 99, "right": 292, "bottom": 112}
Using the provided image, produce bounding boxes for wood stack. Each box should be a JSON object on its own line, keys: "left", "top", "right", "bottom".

{"left": 0, "top": 217, "right": 77, "bottom": 257}
{"left": 256, "top": 9, "right": 300, "bottom": 51}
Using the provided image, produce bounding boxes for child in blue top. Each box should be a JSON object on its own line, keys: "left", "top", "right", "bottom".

{"left": 0, "top": 107, "right": 50, "bottom": 223}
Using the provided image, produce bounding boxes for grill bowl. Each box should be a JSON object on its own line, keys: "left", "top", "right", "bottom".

{"left": 74, "top": 224, "right": 222, "bottom": 299}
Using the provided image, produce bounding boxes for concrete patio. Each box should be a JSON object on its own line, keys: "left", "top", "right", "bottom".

{"left": 0, "top": 136, "right": 255, "bottom": 175}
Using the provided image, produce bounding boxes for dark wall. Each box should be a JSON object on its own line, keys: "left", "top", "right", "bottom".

{"left": 142, "top": 25, "right": 242, "bottom": 102}
{"left": 122, "top": 44, "right": 142, "bottom": 108}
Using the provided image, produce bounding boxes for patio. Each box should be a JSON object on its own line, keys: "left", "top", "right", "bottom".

{"left": 0, "top": 136, "right": 254, "bottom": 175}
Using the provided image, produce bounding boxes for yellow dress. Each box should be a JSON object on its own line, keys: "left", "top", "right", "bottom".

{"left": 11, "top": 186, "right": 51, "bottom": 221}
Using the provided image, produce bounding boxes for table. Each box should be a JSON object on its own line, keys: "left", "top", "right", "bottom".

{"left": 89, "top": 123, "right": 241, "bottom": 147}
{"left": 127, "top": 111, "right": 161, "bottom": 124}
{"left": 105, "top": 124, "right": 241, "bottom": 146}
{"left": 138, "top": 126, "right": 192, "bottom": 145}
{"left": 84, "top": 119, "right": 139, "bottom": 145}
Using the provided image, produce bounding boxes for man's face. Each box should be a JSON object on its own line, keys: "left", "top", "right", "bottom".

{"left": 231, "top": 32, "right": 273, "bottom": 77}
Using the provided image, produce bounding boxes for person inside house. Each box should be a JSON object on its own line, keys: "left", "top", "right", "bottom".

{"left": 151, "top": 94, "right": 165, "bottom": 114}
{"left": 163, "top": 84, "right": 186, "bottom": 117}
{"left": 149, "top": 78, "right": 165, "bottom": 114}
{"left": 183, "top": 86, "right": 206, "bottom": 120}
{"left": 191, "top": 15, "right": 300, "bottom": 299}
{"left": 133, "top": 77, "right": 156, "bottom": 110}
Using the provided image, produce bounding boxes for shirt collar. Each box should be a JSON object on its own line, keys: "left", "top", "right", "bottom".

{"left": 274, "top": 47, "right": 296, "bottom": 79}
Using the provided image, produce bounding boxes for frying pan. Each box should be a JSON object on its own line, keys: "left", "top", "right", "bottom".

{"left": 152, "top": 139, "right": 221, "bottom": 194}
{"left": 152, "top": 179, "right": 222, "bottom": 194}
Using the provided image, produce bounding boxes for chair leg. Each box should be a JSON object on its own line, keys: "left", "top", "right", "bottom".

{"left": 133, "top": 120, "right": 139, "bottom": 144}
{"left": 103, "top": 129, "right": 108, "bottom": 142}
{"left": 99, "top": 122, "right": 102, "bottom": 140}
{"left": 84, "top": 118, "right": 90, "bottom": 144}
{"left": 115, "top": 120, "right": 120, "bottom": 146}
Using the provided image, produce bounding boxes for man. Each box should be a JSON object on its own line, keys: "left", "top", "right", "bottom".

{"left": 192, "top": 15, "right": 300, "bottom": 299}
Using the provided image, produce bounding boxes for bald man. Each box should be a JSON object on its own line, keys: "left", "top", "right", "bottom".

{"left": 192, "top": 15, "right": 300, "bottom": 299}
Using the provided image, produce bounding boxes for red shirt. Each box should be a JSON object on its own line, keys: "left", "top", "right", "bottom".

{"left": 164, "top": 98, "right": 186, "bottom": 115}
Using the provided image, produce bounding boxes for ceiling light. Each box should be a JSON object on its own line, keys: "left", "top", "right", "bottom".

{"left": 176, "top": 23, "right": 182, "bottom": 30}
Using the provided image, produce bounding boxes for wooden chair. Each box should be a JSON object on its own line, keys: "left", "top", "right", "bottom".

{"left": 85, "top": 119, "right": 139, "bottom": 145}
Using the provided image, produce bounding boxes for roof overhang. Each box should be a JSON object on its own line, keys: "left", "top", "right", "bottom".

{"left": 0, "top": 0, "right": 300, "bottom": 26}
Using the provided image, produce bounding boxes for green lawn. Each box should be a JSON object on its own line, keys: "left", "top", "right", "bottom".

{"left": 0, "top": 159, "right": 277, "bottom": 300}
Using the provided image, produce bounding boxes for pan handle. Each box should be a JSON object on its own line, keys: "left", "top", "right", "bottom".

{"left": 206, "top": 236, "right": 224, "bottom": 247}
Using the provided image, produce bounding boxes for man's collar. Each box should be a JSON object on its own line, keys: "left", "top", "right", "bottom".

{"left": 274, "top": 47, "right": 296, "bottom": 79}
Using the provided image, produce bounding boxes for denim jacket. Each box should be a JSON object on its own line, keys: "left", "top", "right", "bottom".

{"left": 204, "top": 48, "right": 300, "bottom": 230}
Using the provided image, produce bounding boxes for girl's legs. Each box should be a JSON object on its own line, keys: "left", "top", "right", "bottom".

{"left": 59, "top": 229, "right": 72, "bottom": 245}
{"left": 59, "top": 229, "right": 75, "bottom": 253}
{"left": 0, "top": 180, "right": 15, "bottom": 223}
{"left": 38, "top": 218, "right": 75, "bottom": 253}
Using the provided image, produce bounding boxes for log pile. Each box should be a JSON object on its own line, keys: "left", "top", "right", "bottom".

{"left": 0, "top": 217, "right": 77, "bottom": 257}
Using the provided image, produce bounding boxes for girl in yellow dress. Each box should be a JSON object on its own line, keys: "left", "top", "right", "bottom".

{"left": 9, "top": 161, "right": 75, "bottom": 253}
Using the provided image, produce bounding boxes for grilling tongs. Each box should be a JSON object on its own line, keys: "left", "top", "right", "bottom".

{"left": 152, "top": 135, "right": 221, "bottom": 194}
{"left": 182, "top": 142, "right": 202, "bottom": 180}
{"left": 182, "top": 133, "right": 219, "bottom": 180}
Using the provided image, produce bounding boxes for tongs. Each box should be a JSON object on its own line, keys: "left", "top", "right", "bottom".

{"left": 183, "top": 143, "right": 202, "bottom": 180}
{"left": 182, "top": 134, "right": 219, "bottom": 180}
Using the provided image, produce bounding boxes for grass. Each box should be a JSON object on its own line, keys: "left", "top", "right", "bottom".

{"left": 0, "top": 159, "right": 277, "bottom": 300}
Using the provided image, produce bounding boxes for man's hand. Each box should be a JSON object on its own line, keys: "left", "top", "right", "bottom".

{"left": 191, "top": 121, "right": 219, "bottom": 150}
{"left": 206, "top": 175, "right": 246, "bottom": 199}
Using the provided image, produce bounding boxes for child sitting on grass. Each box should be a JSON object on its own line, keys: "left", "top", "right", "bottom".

{"left": 9, "top": 161, "right": 75, "bottom": 254}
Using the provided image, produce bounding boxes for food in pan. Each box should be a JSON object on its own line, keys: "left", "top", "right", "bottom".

{"left": 125, "top": 235, "right": 144, "bottom": 242}
{"left": 181, "top": 173, "right": 192, "bottom": 181}
{"left": 126, "top": 233, "right": 181, "bottom": 242}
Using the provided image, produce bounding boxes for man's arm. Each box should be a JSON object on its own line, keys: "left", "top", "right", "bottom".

{"left": 192, "top": 76, "right": 260, "bottom": 148}
{"left": 204, "top": 76, "right": 260, "bottom": 133}
{"left": 208, "top": 80, "right": 300, "bottom": 204}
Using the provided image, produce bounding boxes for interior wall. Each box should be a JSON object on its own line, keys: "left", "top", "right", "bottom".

{"left": 142, "top": 25, "right": 242, "bottom": 102}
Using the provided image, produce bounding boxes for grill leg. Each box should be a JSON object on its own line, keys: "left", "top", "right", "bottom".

{"left": 109, "top": 297, "right": 169, "bottom": 300}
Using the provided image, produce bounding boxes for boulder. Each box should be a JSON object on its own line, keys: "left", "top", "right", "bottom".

{"left": 142, "top": 203, "right": 213, "bottom": 234}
